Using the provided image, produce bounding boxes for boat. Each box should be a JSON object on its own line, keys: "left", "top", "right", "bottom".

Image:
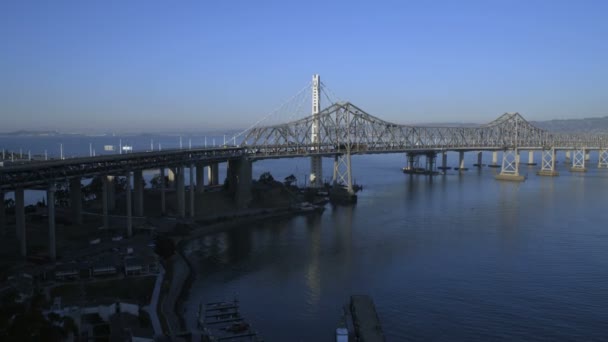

{"left": 198, "top": 298, "right": 262, "bottom": 341}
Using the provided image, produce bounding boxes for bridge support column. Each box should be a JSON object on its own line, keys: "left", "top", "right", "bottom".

{"left": 489, "top": 151, "right": 499, "bottom": 168}
{"left": 235, "top": 158, "right": 252, "bottom": 209}
{"left": 425, "top": 152, "right": 437, "bottom": 173}
{"left": 227, "top": 160, "right": 237, "bottom": 192}
{"left": 159, "top": 168, "right": 166, "bottom": 215}
{"left": 133, "top": 170, "right": 144, "bottom": 217}
{"left": 474, "top": 152, "right": 483, "bottom": 167}
{"left": 537, "top": 148, "right": 558, "bottom": 176}
{"left": 47, "top": 184, "right": 56, "bottom": 261}
{"left": 106, "top": 176, "right": 116, "bottom": 211}
{"left": 598, "top": 150, "right": 608, "bottom": 168}
{"left": 125, "top": 172, "right": 132, "bottom": 237}
{"left": 496, "top": 149, "right": 525, "bottom": 181}
{"left": 457, "top": 151, "right": 466, "bottom": 171}
{"left": 526, "top": 151, "right": 537, "bottom": 166}
{"left": 570, "top": 149, "right": 587, "bottom": 172}
{"left": 208, "top": 163, "right": 219, "bottom": 186}
{"left": 585, "top": 150, "right": 590, "bottom": 161}
{"left": 0, "top": 191, "right": 5, "bottom": 235}
{"left": 176, "top": 166, "right": 186, "bottom": 218}
{"left": 332, "top": 155, "right": 339, "bottom": 185}
{"left": 196, "top": 163, "right": 205, "bottom": 193}
{"left": 189, "top": 164, "right": 195, "bottom": 217}
{"left": 440, "top": 152, "right": 447, "bottom": 170}
{"left": 167, "top": 168, "right": 176, "bottom": 187}
{"left": 15, "top": 187, "right": 26, "bottom": 257}
{"left": 69, "top": 177, "right": 82, "bottom": 224}
{"left": 565, "top": 150, "right": 571, "bottom": 163}
{"left": 102, "top": 175, "right": 109, "bottom": 229}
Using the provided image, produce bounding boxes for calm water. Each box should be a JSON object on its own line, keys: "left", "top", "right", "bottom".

{"left": 182, "top": 154, "right": 608, "bottom": 341}
{"left": 4, "top": 136, "right": 608, "bottom": 340}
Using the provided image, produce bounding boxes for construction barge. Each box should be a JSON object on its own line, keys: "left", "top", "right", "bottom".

{"left": 337, "top": 295, "right": 385, "bottom": 342}
{"left": 198, "top": 299, "right": 262, "bottom": 341}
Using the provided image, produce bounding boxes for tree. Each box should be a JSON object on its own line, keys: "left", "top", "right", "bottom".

{"left": 150, "top": 174, "right": 168, "bottom": 189}
{"left": 258, "top": 172, "right": 275, "bottom": 184}
{"left": 284, "top": 174, "right": 297, "bottom": 187}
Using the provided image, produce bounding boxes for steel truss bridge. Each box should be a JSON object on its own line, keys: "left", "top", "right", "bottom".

{"left": 241, "top": 100, "right": 608, "bottom": 187}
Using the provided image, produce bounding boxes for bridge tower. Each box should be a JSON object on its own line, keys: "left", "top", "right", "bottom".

{"left": 310, "top": 74, "right": 323, "bottom": 188}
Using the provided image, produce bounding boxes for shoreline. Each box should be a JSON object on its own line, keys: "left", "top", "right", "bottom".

{"left": 165, "top": 206, "right": 326, "bottom": 335}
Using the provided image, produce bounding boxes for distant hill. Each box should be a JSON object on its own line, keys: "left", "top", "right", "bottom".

{"left": 531, "top": 116, "right": 608, "bottom": 134}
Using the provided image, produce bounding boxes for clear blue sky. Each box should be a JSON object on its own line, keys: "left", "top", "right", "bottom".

{"left": 1, "top": 0, "right": 608, "bottom": 132}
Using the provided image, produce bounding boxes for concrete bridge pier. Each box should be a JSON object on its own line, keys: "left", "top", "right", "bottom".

{"left": 208, "top": 163, "right": 219, "bottom": 186}
{"left": 15, "top": 187, "right": 26, "bottom": 257}
{"left": 570, "top": 149, "right": 587, "bottom": 172}
{"left": 69, "top": 177, "right": 83, "bottom": 224}
{"left": 441, "top": 152, "right": 447, "bottom": 170}
{"left": 176, "top": 166, "right": 186, "bottom": 218}
{"left": 598, "top": 150, "right": 608, "bottom": 168}
{"left": 489, "top": 151, "right": 499, "bottom": 168}
{"left": 565, "top": 150, "right": 571, "bottom": 163}
{"left": 0, "top": 191, "right": 5, "bottom": 235}
{"left": 406, "top": 153, "right": 416, "bottom": 170}
{"left": 332, "top": 155, "right": 339, "bottom": 185}
{"left": 537, "top": 148, "right": 559, "bottom": 176}
{"left": 189, "top": 164, "right": 195, "bottom": 217}
{"left": 196, "top": 163, "right": 205, "bottom": 193}
{"left": 496, "top": 149, "right": 525, "bottom": 181}
{"left": 159, "top": 168, "right": 166, "bottom": 215}
{"left": 106, "top": 176, "right": 116, "bottom": 211}
{"left": 102, "top": 175, "right": 109, "bottom": 229}
{"left": 133, "top": 170, "right": 144, "bottom": 217}
{"left": 425, "top": 152, "right": 437, "bottom": 173}
{"left": 235, "top": 158, "right": 252, "bottom": 208}
{"left": 168, "top": 168, "right": 176, "bottom": 187}
{"left": 526, "top": 150, "right": 537, "bottom": 166}
{"left": 125, "top": 172, "right": 133, "bottom": 237}
{"left": 47, "top": 184, "right": 56, "bottom": 261}
{"left": 585, "top": 150, "right": 590, "bottom": 161}
{"left": 227, "top": 160, "right": 238, "bottom": 193}
{"left": 474, "top": 151, "right": 483, "bottom": 167}
{"left": 457, "top": 151, "right": 467, "bottom": 171}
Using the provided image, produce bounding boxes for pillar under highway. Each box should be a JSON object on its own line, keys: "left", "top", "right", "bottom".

{"left": 0, "top": 191, "right": 5, "bottom": 235}
{"left": 107, "top": 176, "right": 116, "bottom": 211}
{"left": 15, "top": 187, "right": 26, "bottom": 257}
{"left": 176, "top": 166, "right": 186, "bottom": 218}
{"left": 69, "top": 177, "right": 82, "bottom": 224}
{"left": 196, "top": 163, "right": 205, "bottom": 193}
{"left": 189, "top": 164, "right": 195, "bottom": 217}
{"left": 235, "top": 158, "right": 252, "bottom": 209}
{"left": 458, "top": 151, "right": 466, "bottom": 171}
{"left": 133, "top": 170, "right": 144, "bottom": 216}
{"left": 125, "top": 172, "right": 132, "bottom": 237}
{"left": 102, "top": 176, "right": 109, "bottom": 229}
{"left": 159, "top": 168, "right": 166, "bottom": 215}
{"left": 208, "top": 164, "right": 219, "bottom": 186}
{"left": 47, "top": 184, "right": 56, "bottom": 261}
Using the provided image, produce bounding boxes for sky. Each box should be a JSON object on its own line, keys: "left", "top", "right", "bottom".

{"left": 1, "top": 0, "right": 608, "bottom": 133}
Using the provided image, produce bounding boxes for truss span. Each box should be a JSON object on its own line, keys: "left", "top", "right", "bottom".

{"left": 241, "top": 102, "right": 608, "bottom": 158}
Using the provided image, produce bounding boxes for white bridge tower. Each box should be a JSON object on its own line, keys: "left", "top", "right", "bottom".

{"left": 310, "top": 74, "right": 323, "bottom": 187}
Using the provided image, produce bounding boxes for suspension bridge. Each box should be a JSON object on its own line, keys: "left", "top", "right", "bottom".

{"left": 1, "top": 74, "right": 608, "bottom": 259}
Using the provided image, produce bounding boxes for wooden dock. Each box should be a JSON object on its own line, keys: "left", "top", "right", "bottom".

{"left": 341, "top": 295, "right": 385, "bottom": 342}
{"left": 198, "top": 299, "right": 262, "bottom": 341}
